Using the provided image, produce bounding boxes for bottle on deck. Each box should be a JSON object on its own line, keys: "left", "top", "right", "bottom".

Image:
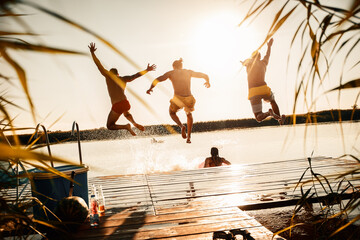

{"left": 97, "top": 185, "right": 106, "bottom": 214}
{"left": 89, "top": 185, "right": 100, "bottom": 227}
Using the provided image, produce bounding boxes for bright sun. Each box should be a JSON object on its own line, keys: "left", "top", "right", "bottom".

{"left": 191, "top": 12, "right": 259, "bottom": 71}
{"left": 188, "top": 12, "right": 260, "bottom": 120}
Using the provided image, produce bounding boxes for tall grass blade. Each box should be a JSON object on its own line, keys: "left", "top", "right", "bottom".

{"left": 262, "top": 4, "right": 298, "bottom": 49}
{"left": 350, "top": 59, "right": 360, "bottom": 70}
{"left": 273, "top": 223, "right": 306, "bottom": 238}
{"left": 238, "top": 0, "right": 270, "bottom": 27}
{"left": 0, "top": 31, "right": 37, "bottom": 36}
{"left": 325, "top": 79, "right": 360, "bottom": 92}
{"left": 294, "top": 166, "right": 310, "bottom": 190}
{"left": 0, "top": 13, "right": 29, "bottom": 17}
{"left": 267, "top": 0, "right": 290, "bottom": 35}
{"left": 330, "top": 214, "right": 360, "bottom": 237}
{"left": 294, "top": 186, "right": 314, "bottom": 215}
{"left": 0, "top": 39, "right": 84, "bottom": 54}
{"left": 337, "top": 0, "right": 360, "bottom": 25}
{"left": 0, "top": 48, "right": 35, "bottom": 123}
{"left": 344, "top": 37, "right": 360, "bottom": 63}
{"left": 23, "top": 1, "right": 142, "bottom": 71}
{"left": 325, "top": 24, "right": 360, "bottom": 42}
{"left": 0, "top": 96, "right": 24, "bottom": 110}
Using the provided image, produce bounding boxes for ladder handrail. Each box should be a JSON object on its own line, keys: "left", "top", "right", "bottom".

{"left": 71, "top": 121, "right": 83, "bottom": 165}
{"left": 35, "top": 124, "right": 53, "bottom": 167}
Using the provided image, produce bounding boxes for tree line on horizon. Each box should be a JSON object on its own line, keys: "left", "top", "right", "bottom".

{"left": 8, "top": 108, "right": 360, "bottom": 145}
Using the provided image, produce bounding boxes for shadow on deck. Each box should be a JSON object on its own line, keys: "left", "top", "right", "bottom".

{"left": 74, "top": 156, "right": 358, "bottom": 239}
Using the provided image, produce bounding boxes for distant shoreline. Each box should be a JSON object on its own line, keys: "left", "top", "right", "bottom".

{"left": 9, "top": 109, "right": 360, "bottom": 145}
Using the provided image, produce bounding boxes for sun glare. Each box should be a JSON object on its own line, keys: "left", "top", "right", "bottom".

{"left": 191, "top": 12, "right": 259, "bottom": 71}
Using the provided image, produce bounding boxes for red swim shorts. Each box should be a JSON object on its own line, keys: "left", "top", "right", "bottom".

{"left": 111, "top": 100, "right": 131, "bottom": 114}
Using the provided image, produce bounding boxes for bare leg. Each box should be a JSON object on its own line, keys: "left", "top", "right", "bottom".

{"left": 250, "top": 98, "right": 271, "bottom": 123}
{"left": 124, "top": 111, "right": 144, "bottom": 131}
{"left": 270, "top": 100, "right": 280, "bottom": 117}
{"left": 169, "top": 107, "right": 186, "bottom": 139}
{"left": 269, "top": 100, "right": 285, "bottom": 124}
{"left": 107, "top": 110, "right": 136, "bottom": 136}
{"left": 186, "top": 112, "right": 193, "bottom": 143}
{"left": 254, "top": 111, "right": 271, "bottom": 122}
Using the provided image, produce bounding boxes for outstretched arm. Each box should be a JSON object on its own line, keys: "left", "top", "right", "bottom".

{"left": 221, "top": 158, "right": 231, "bottom": 165}
{"left": 146, "top": 72, "right": 170, "bottom": 95}
{"left": 122, "top": 64, "right": 156, "bottom": 82}
{"left": 262, "top": 38, "right": 273, "bottom": 65}
{"left": 88, "top": 42, "right": 107, "bottom": 76}
{"left": 191, "top": 71, "right": 210, "bottom": 88}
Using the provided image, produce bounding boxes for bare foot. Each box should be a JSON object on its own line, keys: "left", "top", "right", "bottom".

{"left": 125, "top": 124, "right": 136, "bottom": 136}
{"left": 134, "top": 123, "right": 145, "bottom": 131}
{"left": 278, "top": 114, "right": 286, "bottom": 125}
{"left": 268, "top": 109, "right": 280, "bottom": 120}
{"left": 181, "top": 126, "right": 187, "bottom": 139}
{"left": 186, "top": 138, "right": 191, "bottom": 144}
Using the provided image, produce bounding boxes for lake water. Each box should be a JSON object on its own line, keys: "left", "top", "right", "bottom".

{"left": 43, "top": 122, "right": 359, "bottom": 178}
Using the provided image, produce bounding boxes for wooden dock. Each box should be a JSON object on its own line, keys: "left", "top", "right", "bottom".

{"left": 73, "top": 156, "right": 358, "bottom": 239}
{"left": 4, "top": 156, "right": 359, "bottom": 239}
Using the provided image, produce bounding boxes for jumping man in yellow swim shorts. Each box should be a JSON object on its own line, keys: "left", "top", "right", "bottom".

{"left": 147, "top": 58, "right": 210, "bottom": 143}
{"left": 241, "top": 38, "right": 285, "bottom": 125}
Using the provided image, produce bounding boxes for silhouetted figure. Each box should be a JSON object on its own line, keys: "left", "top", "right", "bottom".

{"left": 241, "top": 38, "right": 285, "bottom": 125}
{"left": 146, "top": 58, "right": 210, "bottom": 143}
{"left": 204, "top": 147, "right": 231, "bottom": 168}
{"left": 88, "top": 42, "right": 156, "bottom": 135}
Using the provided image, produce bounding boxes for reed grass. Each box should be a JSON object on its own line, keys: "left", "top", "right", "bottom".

{"left": 239, "top": 0, "right": 360, "bottom": 237}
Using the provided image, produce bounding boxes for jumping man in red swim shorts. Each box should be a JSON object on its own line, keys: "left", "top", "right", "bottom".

{"left": 89, "top": 42, "right": 156, "bottom": 135}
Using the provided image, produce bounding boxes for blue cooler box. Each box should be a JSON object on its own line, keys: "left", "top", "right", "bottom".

{"left": 31, "top": 164, "right": 89, "bottom": 220}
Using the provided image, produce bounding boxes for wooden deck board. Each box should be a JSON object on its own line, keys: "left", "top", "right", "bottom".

{"left": 74, "top": 206, "right": 283, "bottom": 239}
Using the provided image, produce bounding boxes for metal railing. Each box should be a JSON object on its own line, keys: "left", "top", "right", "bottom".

{"left": 71, "top": 121, "right": 83, "bottom": 165}
{"left": 35, "top": 124, "right": 53, "bottom": 167}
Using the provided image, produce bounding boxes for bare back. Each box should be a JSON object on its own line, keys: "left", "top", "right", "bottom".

{"left": 168, "top": 69, "right": 193, "bottom": 96}
{"left": 153, "top": 67, "right": 209, "bottom": 97}
{"left": 105, "top": 73, "right": 127, "bottom": 104}
{"left": 204, "top": 157, "right": 231, "bottom": 168}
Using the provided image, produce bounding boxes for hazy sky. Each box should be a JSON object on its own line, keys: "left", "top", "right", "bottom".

{"left": 2, "top": 0, "right": 359, "bottom": 131}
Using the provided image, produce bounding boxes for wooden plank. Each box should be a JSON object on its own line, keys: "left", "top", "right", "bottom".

{"left": 74, "top": 206, "right": 283, "bottom": 240}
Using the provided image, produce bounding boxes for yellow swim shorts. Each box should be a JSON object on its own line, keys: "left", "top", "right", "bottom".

{"left": 248, "top": 85, "right": 272, "bottom": 100}
{"left": 170, "top": 95, "right": 196, "bottom": 113}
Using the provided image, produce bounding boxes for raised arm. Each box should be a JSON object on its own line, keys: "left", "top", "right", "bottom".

{"left": 262, "top": 38, "right": 273, "bottom": 66}
{"left": 146, "top": 71, "right": 170, "bottom": 95}
{"left": 88, "top": 42, "right": 107, "bottom": 76}
{"left": 191, "top": 71, "right": 210, "bottom": 88}
{"left": 122, "top": 64, "right": 156, "bottom": 82}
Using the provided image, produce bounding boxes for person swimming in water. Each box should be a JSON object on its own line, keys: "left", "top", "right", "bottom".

{"left": 204, "top": 147, "right": 231, "bottom": 168}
